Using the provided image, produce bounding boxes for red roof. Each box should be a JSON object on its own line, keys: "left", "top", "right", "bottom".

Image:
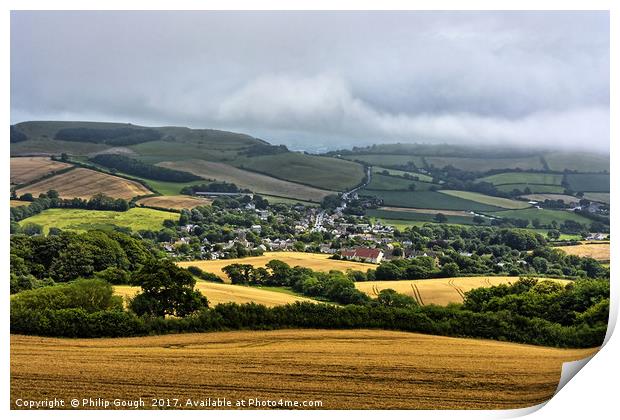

{"left": 342, "top": 247, "right": 382, "bottom": 259}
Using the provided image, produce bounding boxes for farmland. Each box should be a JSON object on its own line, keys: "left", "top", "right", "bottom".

{"left": 373, "top": 166, "right": 434, "bottom": 182}
{"left": 478, "top": 172, "right": 563, "bottom": 186}
{"left": 367, "top": 209, "right": 476, "bottom": 225}
{"left": 114, "top": 282, "right": 316, "bottom": 307}
{"left": 583, "top": 192, "right": 610, "bottom": 204}
{"left": 522, "top": 194, "right": 581, "bottom": 205}
{"left": 495, "top": 184, "right": 566, "bottom": 194}
{"left": 439, "top": 190, "right": 530, "bottom": 209}
{"left": 10, "top": 330, "right": 597, "bottom": 410}
{"left": 487, "top": 208, "right": 594, "bottom": 226}
{"left": 159, "top": 159, "right": 332, "bottom": 202}
{"left": 233, "top": 153, "right": 365, "bottom": 191}
{"left": 556, "top": 242, "right": 610, "bottom": 262}
{"left": 10, "top": 200, "right": 29, "bottom": 208}
{"left": 365, "top": 173, "right": 437, "bottom": 191}
{"left": 356, "top": 277, "right": 570, "bottom": 306}
{"left": 136, "top": 195, "right": 212, "bottom": 210}
{"left": 10, "top": 157, "right": 73, "bottom": 186}
{"left": 15, "top": 167, "right": 152, "bottom": 200}
{"left": 18, "top": 207, "right": 177, "bottom": 233}
{"left": 343, "top": 154, "right": 425, "bottom": 168}
{"left": 565, "top": 173, "right": 610, "bottom": 192}
{"left": 178, "top": 252, "right": 376, "bottom": 282}
{"left": 543, "top": 152, "right": 610, "bottom": 173}
{"left": 359, "top": 190, "right": 503, "bottom": 211}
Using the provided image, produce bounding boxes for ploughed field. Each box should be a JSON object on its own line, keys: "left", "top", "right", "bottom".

{"left": 114, "top": 282, "right": 317, "bottom": 307}
{"left": 10, "top": 157, "right": 74, "bottom": 186}
{"left": 15, "top": 167, "right": 152, "bottom": 200}
{"left": 136, "top": 195, "right": 212, "bottom": 210}
{"left": 356, "top": 277, "right": 571, "bottom": 306}
{"left": 10, "top": 330, "right": 597, "bottom": 410}
{"left": 178, "top": 252, "right": 376, "bottom": 282}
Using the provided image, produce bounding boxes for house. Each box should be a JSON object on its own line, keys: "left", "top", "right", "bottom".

{"left": 340, "top": 247, "right": 384, "bottom": 264}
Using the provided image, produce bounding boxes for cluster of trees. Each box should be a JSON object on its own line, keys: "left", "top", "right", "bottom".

{"left": 222, "top": 260, "right": 370, "bottom": 305}
{"left": 10, "top": 191, "right": 130, "bottom": 226}
{"left": 10, "top": 125, "right": 27, "bottom": 143}
{"left": 10, "top": 230, "right": 159, "bottom": 290}
{"left": 180, "top": 182, "right": 248, "bottom": 194}
{"left": 10, "top": 274, "right": 608, "bottom": 349}
{"left": 55, "top": 127, "right": 162, "bottom": 146}
{"left": 186, "top": 266, "right": 224, "bottom": 283}
{"left": 91, "top": 154, "right": 202, "bottom": 182}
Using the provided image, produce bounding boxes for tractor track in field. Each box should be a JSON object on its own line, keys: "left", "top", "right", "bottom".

{"left": 447, "top": 278, "right": 466, "bottom": 300}
{"left": 410, "top": 283, "right": 425, "bottom": 306}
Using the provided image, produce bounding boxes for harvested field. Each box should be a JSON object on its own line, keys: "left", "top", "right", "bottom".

{"left": 159, "top": 159, "right": 332, "bottom": 202}
{"left": 114, "top": 282, "right": 316, "bottom": 307}
{"left": 136, "top": 195, "right": 211, "bottom": 210}
{"left": 10, "top": 330, "right": 597, "bottom": 410}
{"left": 178, "top": 252, "right": 375, "bottom": 283}
{"left": 15, "top": 168, "right": 152, "bottom": 200}
{"left": 10, "top": 200, "right": 29, "bottom": 208}
{"left": 356, "top": 277, "right": 571, "bottom": 306}
{"left": 556, "top": 242, "right": 610, "bottom": 262}
{"left": 10, "top": 157, "right": 73, "bottom": 185}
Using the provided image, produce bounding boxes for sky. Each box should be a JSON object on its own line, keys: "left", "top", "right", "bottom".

{"left": 11, "top": 11, "right": 610, "bottom": 153}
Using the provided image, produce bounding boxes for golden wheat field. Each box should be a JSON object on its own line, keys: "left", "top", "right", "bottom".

{"left": 10, "top": 200, "right": 29, "bottom": 207}
{"left": 15, "top": 167, "right": 153, "bottom": 200}
{"left": 10, "top": 156, "right": 73, "bottom": 185}
{"left": 114, "top": 282, "right": 316, "bottom": 307}
{"left": 178, "top": 252, "right": 376, "bottom": 283}
{"left": 10, "top": 330, "right": 597, "bottom": 410}
{"left": 356, "top": 277, "right": 571, "bottom": 306}
{"left": 136, "top": 195, "right": 212, "bottom": 210}
{"left": 556, "top": 242, "right": 610, "bottom": 262}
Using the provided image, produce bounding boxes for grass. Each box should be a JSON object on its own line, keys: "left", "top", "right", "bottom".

{"left": 521, "top": 194, "right": 581, "bottom": 205}
{"left": 366, "top": 173, "right": 437, "bottom": 191}
{"left": 555, "top": 242, "right": 610, "bottom": 262}
{"left": 565, "top": 174, "right": 610, "bottom": 193}
{"left": 439, "top": 190, "right": 531, "bottom": 209}
{"left": 373, "top": 166, "right": 434, "bottom": 182}
{"left": 367, "top": 209, "right": 477, "bottom": 225}
{"left": 583, "top": 192, "right": 610, "bottom": 204}
{"left": 259, "top": 194, "right": 320, "bottom": 207}
{"left": 159, "top": 159, "right": 332, "bottom": 202}
{"left": 356, "top": 277, "right": 571, "bottom": 306}
{"left": 544, "top": 151, "right": 610, "bottom": 173}
{"left": 234, "top": 152, "right": 365, "bottom": 191}
{"left": 478, "top": 172, "right": 563, "bottom": 186}
{"left": 10, "top": 330, "right": 597, "bottom": 409}
{"left": 10, "top": 157, "right": 74, "bottom": 186}
{"left": 426, "top": 156, "right": 543, "bottom": 172}
{"left": 114, "top": 281, "right": 316, "bottom": 308}
{"left": 15, "top": 167, "right": 152, "bottom": 200}
{"left": 19, "top": 207, "right": 177, "bottom": 233}
{"left": 177, "top": 252, "right": 376, "bottom": 283}
{"left": 343, "top": 154, "right": 425, "bottom": 168}
{"left": 486, "top": 208, "right": 594, "bottom": 226}
{"left": 359, "top": 190, "right": 504, "bottom": 212}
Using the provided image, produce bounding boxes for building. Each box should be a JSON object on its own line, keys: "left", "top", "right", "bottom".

{"left": 340, "top": 247, "right": 384, "bottom": 264}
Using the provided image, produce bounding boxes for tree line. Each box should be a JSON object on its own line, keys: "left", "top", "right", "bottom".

{"left": 55, "top": 127, "right": 162, "bottom": 146}
{"left": 90, "top": 154, "right": 202, "bottom": 182}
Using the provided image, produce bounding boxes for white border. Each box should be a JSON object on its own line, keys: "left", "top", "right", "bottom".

{"left": 2, "top": 1, "right": 617, "bottom": 419}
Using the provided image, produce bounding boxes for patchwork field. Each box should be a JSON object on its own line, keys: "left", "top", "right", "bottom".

{"left": 10, "top": 157, "right": 73, "bottom": 186}
{"left": 343, "top": 154, "right": 425, "bottom": 168}
{"left": 360, "top": 190, "right": 503, "bottom": 211}
{"left": 114, "top": 282, "right": 316, "bottom": 307}
{"left": 544, "top": 152, "right": 610, "bottom": 173}
{"left": 426, "top": 156, "right": 543, "bottom": 172}
{"left": 159, "top": 159, "right": 332, "bottom": 202}
{"left": 478, "top": 172, "right": 563, "bottom": 186}
{"left": 367, "top": 209, "right": 476, "bottom": 225}
{"left": 356, "top": 277, "right": 570, "bottom": 306}
{"left": 522, "top": 194, "right": 581, "bottom": 205}
{"left": 15, "top": 167, "right": 152, "bottom": 200}
{"left": 365, "top": 174, "right": 437, "bottom": 191}
{"left": 583, "top": 193, "right": 610, "bottom": 204}
{"left": 233, "top": 153, "right": 365, "bottom": 191}
{"left": 439, "top": 190, "right": 531, "bottom": 209}
{"left": 373, "top": 166, "right": 434, "bottom": 182}
{"left": 495, "top": 184, "right": 566, "bottom": 194}
{"left": 178, "top": 252, "right": 376, "bottom": 282}
{"left": 565, "top": 173, "right": 610, "bottom": 193}
{"left": 556, "top": 243, "right": 610, "bottom": 262}
{"left": 10, "top": 330, "right": 597, "bottom": 410}
{"left": 19, "top": 207, "right": 177, "bottom": 233}
{"left": 136, "top": 195, "right": 212, "bottom": 210}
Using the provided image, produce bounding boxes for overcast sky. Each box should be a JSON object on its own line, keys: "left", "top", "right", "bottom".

{"left": 11, "top": 11, "right": 609, "bottom": 152}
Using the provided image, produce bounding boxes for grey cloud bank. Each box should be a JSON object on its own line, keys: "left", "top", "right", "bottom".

{"left": 11, "top": 11, "right": 609, "bottom": 152}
